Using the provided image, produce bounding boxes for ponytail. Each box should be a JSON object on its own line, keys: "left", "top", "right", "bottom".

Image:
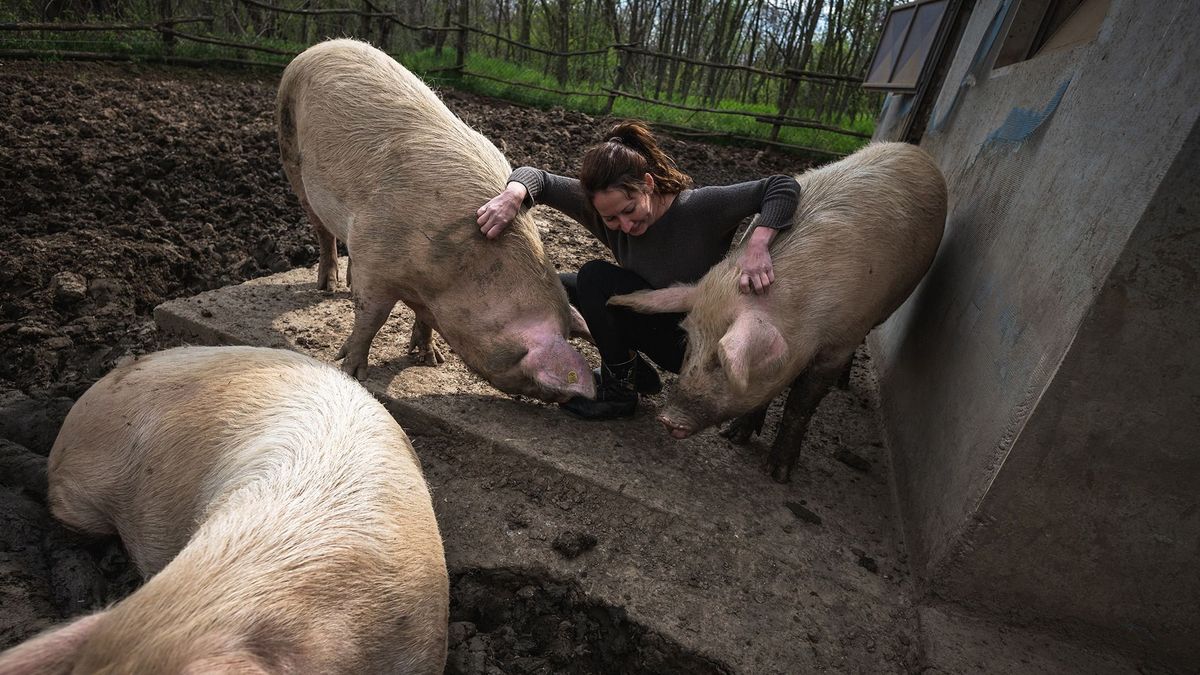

{"left": 579, "top": 120, "right": 693, "bottom": 198}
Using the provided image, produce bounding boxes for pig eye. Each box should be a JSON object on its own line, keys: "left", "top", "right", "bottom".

{"left": 485, "top": 342, "right": 528, "bottom": 372}
{"left": 705, "top": 354, "right": 721, "bottom": 371}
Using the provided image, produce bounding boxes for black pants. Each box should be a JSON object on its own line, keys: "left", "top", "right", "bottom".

{"left": 561, "top": 260, "right": 688, "bottom": 374}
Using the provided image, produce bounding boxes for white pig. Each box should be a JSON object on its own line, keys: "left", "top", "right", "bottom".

{"left": 0, "top": 346, "right": 448, "bottom": 674}
{"left": 610, "top": 142, "right": 947, "bottom": 482}
{"left": 276, "top": 38, "right": 593, "bottom": 403}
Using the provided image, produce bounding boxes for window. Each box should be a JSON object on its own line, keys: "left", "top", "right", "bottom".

{"left": 862, "top": 0, "right": 952, "bottom": 92}
{"left": 994, "top": 0, "right": 1110, "bottom": 69}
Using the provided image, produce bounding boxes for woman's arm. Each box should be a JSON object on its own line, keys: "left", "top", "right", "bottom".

{"left": 477, "top": 168, "right": 598, "bottom": 239}
{"left": 477, "top": 181, "right": 528, "bottom": 239}
{"left": 738, "top": 225, "right": 778, "bottom": 295}
{"left": 688, "top": 174, "right": 798, "bottom": 294}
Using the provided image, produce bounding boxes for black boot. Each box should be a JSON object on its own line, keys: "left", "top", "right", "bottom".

{"left": 562, "top": 358, "right": 639, "bottom": 420}
{"left": 591, "top": 353, "right": 662, "bottom": 395}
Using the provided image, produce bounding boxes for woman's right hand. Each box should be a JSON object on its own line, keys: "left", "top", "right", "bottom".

{"left": 477, "top": 182, "right": 528, "bottom": 239}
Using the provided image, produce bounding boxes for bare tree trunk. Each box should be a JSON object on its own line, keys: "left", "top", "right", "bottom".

{"left": 359, "top": 0, "right": 371, "bottom": 40}
{"left": 160, "top": 0, "right": 176, "bottom": 51}
{"left": 654, "top": 0, "right": 677, "bottom": 99}
{"left": 739, "top": 0, "right": 765, "bottom": 103}
{"left": 455, "top": 0, "right": 468, "bottom": 69}
{"left": 300, "top": 0, "right": 311, "bottom": 46}
{"left": 518, "top": 0, "right": 532, "bottom": 43}
{"left": 435, "top": 0, "right": 453, "bottom": 57}
{"left": 557, "top": 0, "right": 571, "bottom": 85}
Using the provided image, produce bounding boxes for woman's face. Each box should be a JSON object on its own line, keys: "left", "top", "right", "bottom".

{"left": 592, "top": 174, "right": 656, "bottom": 236}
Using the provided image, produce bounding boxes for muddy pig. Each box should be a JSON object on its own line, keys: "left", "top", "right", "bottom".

{"left": 610, "top": 142, "right": 947, "bottom": 482}
{"left": 0, "top": 346, "right": 448, "bottom": 674}
{"left": 276, "top": 38, "right": 594, "bottom": 403}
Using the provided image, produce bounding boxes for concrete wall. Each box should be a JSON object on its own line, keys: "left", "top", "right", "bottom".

{"left": 939, "top": 116, "right": 1200, "bottom": 664}
{"left": 868, "top": 0, "right": 1200, "bottom": 663}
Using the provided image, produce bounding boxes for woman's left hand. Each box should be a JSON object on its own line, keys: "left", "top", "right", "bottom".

{"left": 737, "top": 227, "right": 777, "bottom": 294}
{"left": 737, "top": 248, "right": 774, "bottom": 294}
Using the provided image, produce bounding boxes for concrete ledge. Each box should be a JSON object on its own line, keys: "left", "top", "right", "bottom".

{"left": 154, "top": 261, "right": 1146, "bottom": 673}
{"left": 155, "top": 261, "right": 916, "bottom": 672}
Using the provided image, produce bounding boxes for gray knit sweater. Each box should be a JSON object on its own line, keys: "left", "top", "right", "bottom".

{"left": 508, "top": 168, "right": 800, "bottom": 289}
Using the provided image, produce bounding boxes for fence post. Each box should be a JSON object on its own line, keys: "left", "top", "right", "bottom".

{"left": 455, "top": 0, "right": 468, "bottom": 71}
{"left": 603, "top": 44, "right": 631, "bottom": 116}
{"left": 771, "top": 75, "right": 800, "bottom": 142}
{"left": 159, "top": 0, "right": 175, "bottom": 53}
{"left": 359, "top": 0, "right": 371, "bottom": 39}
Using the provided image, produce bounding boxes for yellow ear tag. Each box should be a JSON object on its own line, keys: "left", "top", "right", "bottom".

{"left": 567, "top": 371, "right": 578, "bottom": 384}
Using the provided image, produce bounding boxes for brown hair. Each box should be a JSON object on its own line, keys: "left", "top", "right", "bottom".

{"left": 579, "top": 120, "right": 693, "bottom": 198}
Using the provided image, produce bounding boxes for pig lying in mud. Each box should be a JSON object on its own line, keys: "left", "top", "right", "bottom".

{"left": 0, "top": 346, "right": 448, "bottom": 674}
{"left": 610, "top": 142, "right": 947, "bottom": 482}
{"left": 276, "top": 38, "right": 594, "bottom": 403}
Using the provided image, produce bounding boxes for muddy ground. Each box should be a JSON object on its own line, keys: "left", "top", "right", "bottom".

{"left": 0, "top": 59, "right": 813, "bottom": 671}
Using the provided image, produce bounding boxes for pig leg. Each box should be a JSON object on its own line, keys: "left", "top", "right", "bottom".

{"left": 406, "top": 319, "right": 445, "bottom": 367}
{"left": 720, "top": 407, "right": 768, "bottom": 444}
{"left": 282, "top": 163, "right": 340, "bottom": 291}
{"left": 764, "top": 352, "right": 851, "bottom": 483}
{"left": 309, "top": 209, "right": 339, "bottom": 292}
{"left": 399, "top": 301, "right": 444, "bottom": 367}
{"left": 335, "top": 287, "right": 396, "bottom": 381}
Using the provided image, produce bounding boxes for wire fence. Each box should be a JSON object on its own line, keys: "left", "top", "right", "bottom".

{"left": 1, "top": 0, "right": 882, "bottom": 156}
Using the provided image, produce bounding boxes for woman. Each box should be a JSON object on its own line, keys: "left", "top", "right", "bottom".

{"left": 477, "top": 121, "right": 800, "bottom": 420}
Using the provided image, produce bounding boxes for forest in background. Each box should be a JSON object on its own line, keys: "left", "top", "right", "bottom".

{"left": 1, "top": 0, "right": 898, "bottom": 154}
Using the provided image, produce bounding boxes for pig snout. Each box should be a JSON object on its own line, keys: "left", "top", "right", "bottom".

{"left": 522, "top": 337, "right": 595, "bottom": 402}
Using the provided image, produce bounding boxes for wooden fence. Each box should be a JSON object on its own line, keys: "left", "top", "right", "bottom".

{"left": 1, "top": 0, "right": 877, "bottom": 157}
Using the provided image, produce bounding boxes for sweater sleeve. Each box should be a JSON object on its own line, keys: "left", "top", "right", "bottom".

{"left": 685, "top": 175, "right": 801, "bottom": 234}
{"left": 506, "top": 167, "right": 601, "bottom": 236}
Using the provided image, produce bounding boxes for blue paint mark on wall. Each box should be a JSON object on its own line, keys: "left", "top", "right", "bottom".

{"left": 983, "top": 78, "right": 1073, "bottom": 149}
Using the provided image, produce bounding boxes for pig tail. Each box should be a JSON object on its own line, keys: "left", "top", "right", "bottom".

{"left": 581, "top": 120, "right": 693, "bottom": 197}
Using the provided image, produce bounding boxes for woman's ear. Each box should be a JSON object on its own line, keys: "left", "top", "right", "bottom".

{"left": 643, "top": 173, "right": 654, "bottom": 191}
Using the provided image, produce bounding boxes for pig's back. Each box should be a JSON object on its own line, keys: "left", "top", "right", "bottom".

{"left": 278, "top": 39, "right": 511, "bottom": 227}
{"left": 48, "top": 346, "right": 431, "bottom": 575}
{"left": 769, "top": 142, "right": 947, "bottom": 340}
{"left": 48, "top": 346, "right": 447, "bottom": 672}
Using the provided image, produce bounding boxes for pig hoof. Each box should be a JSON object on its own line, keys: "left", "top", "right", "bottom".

{"left": 336, "top": 350, "right": 369, "bottom": 381}
{"left": 408, "top": 344, "right": 445, "bottom": 367}
{"left": 763, "top": 451, "right": 796, "bottom": 483}
{"left": 765, "top": 461, "right": 792, "bottom": 483}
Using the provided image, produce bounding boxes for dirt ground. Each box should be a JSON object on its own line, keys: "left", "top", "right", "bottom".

{"left": 0, "top": 59, "right": 813, "bottom": 671}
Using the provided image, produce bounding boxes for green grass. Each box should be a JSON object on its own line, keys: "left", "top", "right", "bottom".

{"left": 402, "top": 49, "right": 872, "bottom": 157}
{"left": 1, "top": 33, "right": 873, "bottom": 157}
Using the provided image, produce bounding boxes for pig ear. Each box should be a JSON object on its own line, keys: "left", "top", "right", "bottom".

{"left": 0, "top": 611, "right": 107, "bottom": 673}
{"left": 717, "top": 313, "right": 788, "bottom": 393}
{"left": 607, "top": 285, "right": 696, "bottom": 314}
{"left": 567, "top": 305, "right": 593, "bottom": 343}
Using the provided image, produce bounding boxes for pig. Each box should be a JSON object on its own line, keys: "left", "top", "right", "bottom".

{"left": 610, "top": 142, "right": 947, "bottom": 482}
{"left": 0, "top": 346, "right": 448, "bottom": 674}
{"left": 276, "top": 38, "right": 594, "bottom": 403}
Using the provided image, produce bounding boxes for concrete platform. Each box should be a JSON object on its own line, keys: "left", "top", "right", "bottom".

{"left": 154, "top": 260, "right": 1147, "bottom": 673}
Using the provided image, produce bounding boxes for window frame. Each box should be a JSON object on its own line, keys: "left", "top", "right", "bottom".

{"left": 862, "top": 0, "right": 953, "bottom": 93}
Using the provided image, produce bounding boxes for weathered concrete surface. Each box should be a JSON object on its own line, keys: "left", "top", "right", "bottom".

{"left": 153, "top": 257, "right": 1155, "bottom": 672}
{"left": 868, "top": 0, "right": 1200, "bottom": 669}
{"left": 916, "top": 603, "right": 1146, "bottom": 675}
{"left": 154, "top": 260, "right": 919, "bottom": 673}
{"left": 935, "top": 111, "right": 1200, "bottom": 666}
